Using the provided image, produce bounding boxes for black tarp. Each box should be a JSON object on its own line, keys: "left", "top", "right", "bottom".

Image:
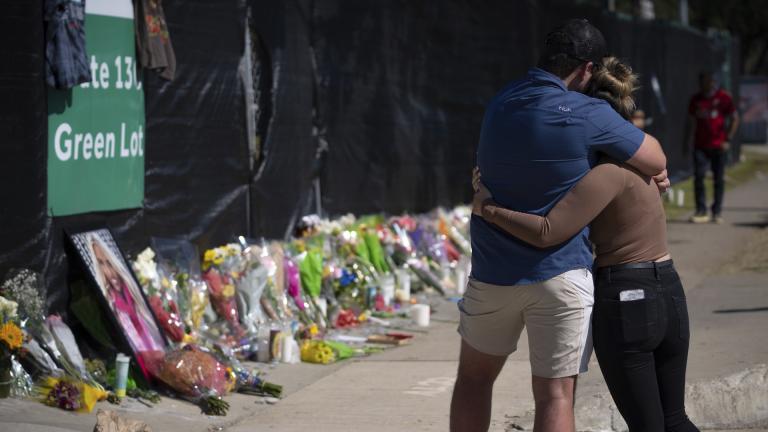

{"left": 0, "top": 0, "right": 738, "bottom": 314}
{"left": 1, "top": 0, "right": 250, "bottom": 314}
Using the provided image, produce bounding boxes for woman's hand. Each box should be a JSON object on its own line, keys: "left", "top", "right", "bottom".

{"left": 472, "top": 167, "right": 492, "bottom": 216}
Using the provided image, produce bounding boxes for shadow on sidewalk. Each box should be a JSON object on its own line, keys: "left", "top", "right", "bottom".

{"left": 732, "top": 221, "right": 768, "bottom": 228}
{"left": 713, "top": 306, "right": 768, "bottom": 314}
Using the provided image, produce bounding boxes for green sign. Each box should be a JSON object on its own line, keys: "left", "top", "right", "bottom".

{"left": 47, "top": 0, "right": 144, "bottom": 216}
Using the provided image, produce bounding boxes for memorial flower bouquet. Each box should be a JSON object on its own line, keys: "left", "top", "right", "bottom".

{"left": 202, "top": 244, "right": 247, "bottom": 340}
{"left": 1, "top": 269, "right": 46, "bottom": 333}
{"left": 284, "top": 256, "right": 315, "bottom": 326}
{"left": 264, "top": 243, "right": 294, "bottom": 322}
{"left": 133, "top": 248, "right": 186, "bottom": 343}
{"left": 0, "top": 295, "right": 26, "bottom": 398}
{"left": 149, "top": 238, "right": 211, "bottom": 343}
{"left": 35, "top": 376, "right": 107, "bottom": 413}
{"left": 234, "top": 242, "right": 273, "bottom": 335}
{"left": 210, "top": 343, "right": 282, "bottom": 398}
{"left": 152, "top": 345, "right": 235, "bottom": 415}
{"left": 0, "top": 270, "right": 52, "bottom": 398}
{"left": 295, "top": 246, "right": 329, "bottom": 330}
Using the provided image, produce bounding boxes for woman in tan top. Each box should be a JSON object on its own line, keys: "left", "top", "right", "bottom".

{"left": 473, "top": 57, "right": 699, "bottom": 432}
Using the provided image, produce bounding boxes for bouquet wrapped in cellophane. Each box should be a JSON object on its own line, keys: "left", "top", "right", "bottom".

{"left": 0, "top": 292, "right": 31, "bottom": 399}
{"left": 234, "top": 240, "right": 271, "bottom": 335}
{"left": 132, "top": 248, "right": 186, "bottom": 344}
{"left": 202, "top": 244, "right": 247, "bottom": 342}
{"left": 151, "top": 345, "right": 235, "bottom": 416}
{"left": 210, "top": 343, "right": 282, "bottom": 398}
{"left": 150, "top": 237, "right": 211, "bottom": 345}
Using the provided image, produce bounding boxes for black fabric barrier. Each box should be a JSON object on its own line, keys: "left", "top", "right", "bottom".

{"left": 1, "top": 0, "right": 250, "bottom": 314}
{"left": 0, "top": 0, "right": 738, "bottom": 315}
{"left": 248, "top": 0, "right": 319, "bottom": 239}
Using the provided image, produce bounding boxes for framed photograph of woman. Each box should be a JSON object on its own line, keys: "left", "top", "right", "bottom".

{"left": 68, "top": 228, "right": 166, "bottom": 378}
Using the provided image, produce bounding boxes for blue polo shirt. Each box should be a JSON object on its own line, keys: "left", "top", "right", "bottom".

{"left": 471, "top": 68, "right": 645, "bottom": 285}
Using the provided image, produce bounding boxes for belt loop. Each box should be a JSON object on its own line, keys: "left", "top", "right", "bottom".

{"left": 654, "top": 262, "right": 660, "bottom": 280}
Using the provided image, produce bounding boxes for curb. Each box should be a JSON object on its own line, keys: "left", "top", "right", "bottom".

{"left": 685, "top": 364, "right": 768, "bottom": 430}
{"left": 503, "top": 364, "right": 768, "bottom": 432}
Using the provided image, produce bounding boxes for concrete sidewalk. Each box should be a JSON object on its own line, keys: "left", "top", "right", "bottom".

{"left": 1, "top": 172, "right": 767, "bottom": 431}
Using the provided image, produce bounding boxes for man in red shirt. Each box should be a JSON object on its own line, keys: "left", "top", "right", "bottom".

{"left": 686, "top": 72, "right": 739, "bottom": 224}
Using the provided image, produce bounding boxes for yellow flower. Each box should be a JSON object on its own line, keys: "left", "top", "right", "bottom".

{"left": 204, "top": 249, "right": 216, "bottom": 263}
{"left": 0, "top": 321, "right": 24, "bottom": 350}
{"left": 79, "top": 382, "right": 107, "bottom": 413}
{"left": 222, "top": 284, "right": 235, "bottom": 298}
{"left": 308, "top": 324, "right": 319, "bottom": 337}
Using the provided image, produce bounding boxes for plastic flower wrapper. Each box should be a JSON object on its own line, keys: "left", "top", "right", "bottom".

{"left": 22, "top": 338, "right": 63, "bottom": 378}
{"left": 210, "top": 343, "right": 282, "bottom": 398}
{"left": 265, "top": 243, "right": 294, "bottom": 322}
{"left": 153, "top": 345, "right": 235, "bottom": 415}
{"left": 46, "top": 315, "right": 88, "bottom": 378}
{"left": 150, "top": 237, "right": 211, "bottom": 342}
{"left": 0, "top": 293, "right": 32, "bottom": 399}
{"left": 4, "top": 355, "right": 34, "bottom": 398}
{"left": 132, "top": 248, "right": 186, "bottom": 343}
{"left": 406, "top": 257, "right": 446, "bottom": 295}
{"left": 295, "top": 248, "right": 328, "bottom": 330}
{"left": 284, "top": 257, "right": 315, "bottom": 326}
{"left": 437, "top": 209, "right": 472, "bottom": 256}
{"left": 388, "top": 221, "right": 416, "bottom": 266}
{"left": 202, "top": 244, "right": 247, "bottom": 340}
{"left": 234, "top": 244, "right": 270, "bottom": 335}
{"left": 362, "top": 228, "right": 390, "bottom": 274}
{"left": 44, "top": 315, "right": 104, "bottom": 390}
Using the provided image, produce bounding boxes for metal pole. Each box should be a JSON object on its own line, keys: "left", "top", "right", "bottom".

{"left": 679, "top": 0, "right": 689, "bottom": 26}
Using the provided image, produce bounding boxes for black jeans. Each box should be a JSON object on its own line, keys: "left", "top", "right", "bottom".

{"left": 593, "top": 261, "right": 699, "bottom": 432}
{"left": 693, "top": 148, "right": 726, "bottom": 215}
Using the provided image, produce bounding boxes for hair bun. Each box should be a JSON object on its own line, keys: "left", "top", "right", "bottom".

{"left": 590, "top": 56, "right": 639, "bottom": 119}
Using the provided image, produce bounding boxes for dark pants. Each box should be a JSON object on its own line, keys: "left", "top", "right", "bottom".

{"left": 593, "top": 261, "right": 699, "bottom": 432}
{"left": 693, "top": 148, "right": 726, "bottom": 215}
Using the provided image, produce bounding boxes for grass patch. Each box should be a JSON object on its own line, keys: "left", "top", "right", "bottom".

{"left": 663, "top": 149, "right": 768, "bottom": 221}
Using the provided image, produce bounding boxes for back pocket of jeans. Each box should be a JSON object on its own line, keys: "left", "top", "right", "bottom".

{"left": 619, "top": 292, "right": 658, "bottom": 344}
{"left": 672, "top": 296, "right": 690, "bottom": 340}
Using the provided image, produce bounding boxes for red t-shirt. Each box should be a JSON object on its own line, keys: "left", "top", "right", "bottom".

{"left": 688, "top": 89, "right": 735, "bottom": 149}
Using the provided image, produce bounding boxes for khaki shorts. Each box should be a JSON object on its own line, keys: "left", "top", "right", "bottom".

{"left": 458, "top": 268, "right": 594, "bottom": 378}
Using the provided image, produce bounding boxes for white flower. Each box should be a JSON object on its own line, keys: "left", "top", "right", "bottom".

{"left": 137, "top": 247, "right": 156, "bottom": 263}
{"left": 339, "top": 214, "right": 357, "bottom": 227}
{"left": 225, "top": 243, "right": 243, "bottom": 255}
{"left": 133, "top": 247, "right": 160, "bottom": 286}
{"left": 0, "top": 295, "right": 19, "bottom": 321}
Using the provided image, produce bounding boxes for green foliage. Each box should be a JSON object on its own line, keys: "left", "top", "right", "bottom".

{"left": 298, "top": 249, "right": 324, "bottom": 298}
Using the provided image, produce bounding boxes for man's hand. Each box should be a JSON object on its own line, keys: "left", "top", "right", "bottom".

{"left": 652, "top": 169, "right": 671, "bottom": 194}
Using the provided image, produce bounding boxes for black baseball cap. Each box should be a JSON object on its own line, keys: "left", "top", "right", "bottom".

{"left": 544, "top": 19, "right": 607, "bottom": 64}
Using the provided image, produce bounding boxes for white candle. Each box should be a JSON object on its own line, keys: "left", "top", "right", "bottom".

{"left": 411, "top": 304, "right": 430, "bottom": 327}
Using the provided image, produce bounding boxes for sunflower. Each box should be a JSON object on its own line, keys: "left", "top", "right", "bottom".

{"left": 0, "top": 321, "right": 24, "bottom": 351}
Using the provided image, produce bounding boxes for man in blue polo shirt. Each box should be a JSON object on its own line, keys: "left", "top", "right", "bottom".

{"left": 450, "top": 20, "right": 668, "bottom": 432}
